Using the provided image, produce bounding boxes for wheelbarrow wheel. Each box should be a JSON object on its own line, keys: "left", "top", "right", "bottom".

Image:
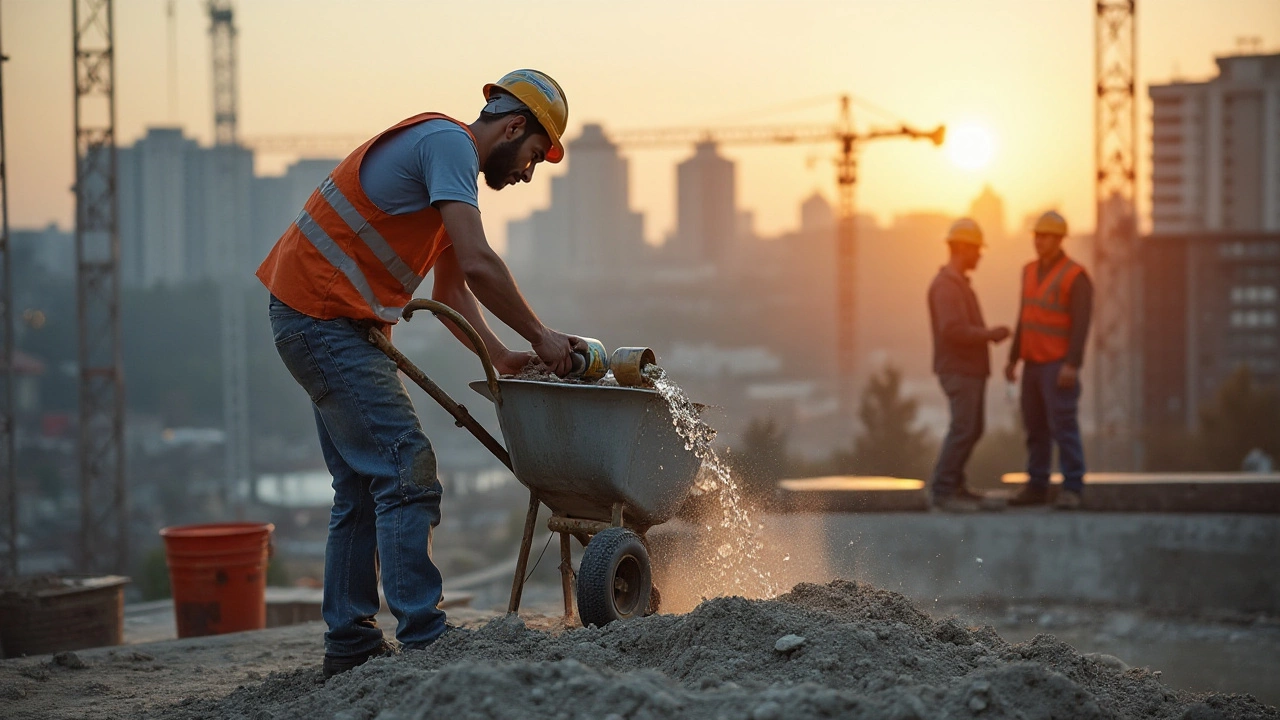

{"left": 577, "top": 527, "right": 651, "bottom": 627}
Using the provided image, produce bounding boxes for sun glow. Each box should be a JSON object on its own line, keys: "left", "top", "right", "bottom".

{"left": 946, "top": 123, "right": 996, "bottom": 171}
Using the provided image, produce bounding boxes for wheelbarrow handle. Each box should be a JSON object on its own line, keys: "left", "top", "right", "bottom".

{"left": 402, "top": 298, "right": 502, "bottom": 405}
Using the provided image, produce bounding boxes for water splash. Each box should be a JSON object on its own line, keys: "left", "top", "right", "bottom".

{"left": 643, "top": 365, "right": 776, "bottom": 597}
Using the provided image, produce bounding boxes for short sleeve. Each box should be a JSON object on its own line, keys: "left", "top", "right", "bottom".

{"left": 418, "top": 126, "right": 480, "bottom": 209}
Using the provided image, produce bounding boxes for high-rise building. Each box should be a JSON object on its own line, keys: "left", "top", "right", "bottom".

{"left": 967, "top": 184, "right": 1007, "bottom": 243}
{"left": 672, "top": 141, "right": 737, "bottom": 264}
{"left": 1150, "top": 53, "right": 1280, "bottom": 235}
{"left": 118, "top": 128, "right": 200, "bottom": 288}
{"left": 506, "top": 123, "right": 644, "bottom": 278}
{"left": 118, "top": 128, "right": 256, "bottom": 288}
{"left": 11, "top": 224, "right": 74, "bottom": 280}
{"left": 1140, "top": 233, "right": 1280, "bottom": 432}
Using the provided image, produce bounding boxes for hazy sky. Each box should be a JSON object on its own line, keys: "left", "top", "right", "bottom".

{"left": 4, "top": 0, "right": 1278, "bottom": 251}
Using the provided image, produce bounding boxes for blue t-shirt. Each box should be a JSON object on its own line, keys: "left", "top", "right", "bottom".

{"left": 359, "top": 118, "right": 479, "bottom": 215}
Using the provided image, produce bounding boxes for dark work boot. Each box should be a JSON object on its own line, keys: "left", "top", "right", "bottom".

{"left": 955, "top": 485, "right": 1007, "bottom": 511}
{"left": 1053, "top": 489, "right": 1083, "bottom": 510}
{"left": 931, "top": 493, "right": 980, "bottom": 513}
{"left": 1008, "top": 484, "right": 1051, "bottom": 507}
{"left": 322, "top": 640, "right": 395, "bottom": 680}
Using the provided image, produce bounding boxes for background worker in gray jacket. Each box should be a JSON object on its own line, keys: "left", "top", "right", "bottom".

{"left": 926, "top": 218, "right": 1011, "bottom": 512}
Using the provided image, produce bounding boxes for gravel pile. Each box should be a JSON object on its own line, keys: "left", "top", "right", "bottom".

{"left": 167, "top": 580, "right": 1277, "bottom": 720}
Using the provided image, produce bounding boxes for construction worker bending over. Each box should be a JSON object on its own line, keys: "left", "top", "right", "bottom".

{"left": 926, "top": 219, "right": 1011, "bottom": 512}
{"left": 256, "top": 70, "right": 585, "bottom": 679}
{"left": 1005, "top": 211, "right": 1093, "bottom": 510}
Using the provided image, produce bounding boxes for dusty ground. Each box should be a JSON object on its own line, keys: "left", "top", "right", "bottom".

{"left": 1, "top": 580, "right": 1276, "bottom": 720}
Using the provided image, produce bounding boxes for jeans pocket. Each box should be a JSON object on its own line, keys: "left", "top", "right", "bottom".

{"left": 275, "top": 332, "right": 330, "bottom": 403}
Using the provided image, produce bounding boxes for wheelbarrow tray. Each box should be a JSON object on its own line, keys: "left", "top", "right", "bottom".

{"left": 469, "top": 379, "right": 700, "bottom": 528}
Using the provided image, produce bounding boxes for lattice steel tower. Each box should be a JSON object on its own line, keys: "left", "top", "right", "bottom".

{"left": 209, "top": 1, "right": 250, "bottom": 513}
{"left": 1094, "top": 0, "right": 1140, "bottom": 470}
{"left": 73, "top": 0, "right": 128, "bottom": 573}
{"left": 0, "top": 4, "right": 16, "bottom": 577}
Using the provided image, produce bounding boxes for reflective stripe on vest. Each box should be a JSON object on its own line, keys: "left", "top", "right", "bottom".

{"left": 1019, "top": 255, "right": 1082, "bottom": 363}
{"left": 293, "top": 209, "right": 404, "bottom": 323}
{"left": 317, "top": 177, "right": 424, "bottom": 294}
{"left": 256, "top": 112, "right": 475, "bottom": 324}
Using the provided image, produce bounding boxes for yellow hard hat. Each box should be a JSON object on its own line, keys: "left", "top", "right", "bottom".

{"left": 945, "top": 218, "right": 985, "bottom": 247}
{"left": 1034, "top": 210, "right": 1068, "bottom": 237}
{"left": 483, "top": 69, "right": 569, "bottom": 163}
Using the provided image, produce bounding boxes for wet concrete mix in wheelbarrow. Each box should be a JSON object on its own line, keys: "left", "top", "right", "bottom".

{"left": 166, "top": 579, "right": 1275, "bottom": 719}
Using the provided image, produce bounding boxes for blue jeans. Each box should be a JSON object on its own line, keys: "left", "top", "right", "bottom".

{"left": 1021, "top": 360, "right": 1086, "bottom": 493}
{"left": 268, "top": 296, "right": 446, "bottom": 657}
{"left": 930, "top": 374, "right": 986, "bottom": 499}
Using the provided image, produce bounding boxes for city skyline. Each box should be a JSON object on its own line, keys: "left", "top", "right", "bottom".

{"left": 4, "top": 0, "right": 1277, "bottom": 254}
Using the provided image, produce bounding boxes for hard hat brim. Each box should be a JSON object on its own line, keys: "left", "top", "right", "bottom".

{"left": 483, "top": 83, "right": 565, "bottom": 164}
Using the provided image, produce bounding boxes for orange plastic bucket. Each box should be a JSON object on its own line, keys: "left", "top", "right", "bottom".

{"left": 160, "top": 522, "right": 275, "bottom": 638}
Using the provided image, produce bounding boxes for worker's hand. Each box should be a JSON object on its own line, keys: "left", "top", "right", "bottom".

{"left": 988, "top": 326, "right": 1011, "bottom": 343}
{"left": 1057, "top": 363, "right": 1079, "bottom": 390}
{"left": 1004, "top": 362, "right": 1018, "bottom": 384}
{"left": 493, "top": 349, "right": 536, "bottom": 377}
{"left": 532, "top": 327, "right": 579, "bottom": 378}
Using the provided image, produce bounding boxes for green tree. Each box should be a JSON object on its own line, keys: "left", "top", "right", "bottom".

{"left": 1197, "top": 366, "right": 1280, "bottom": 470}
{"left": 842, "top": 365, "right": 935, "bottom": 479}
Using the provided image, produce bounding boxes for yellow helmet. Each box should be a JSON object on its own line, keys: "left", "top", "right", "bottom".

{"left": 945, "top": 218, "right": 985, "bottom": 247}
{"left": 483, "top": 69, "right": 569, "bottom": 164}
{"left": 1034, "top": 210, "right": 1068, "bottom": 237}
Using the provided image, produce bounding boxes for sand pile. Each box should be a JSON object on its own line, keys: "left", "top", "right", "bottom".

{"left": 164, "top": 580, "right": 1276, "bottom": 720}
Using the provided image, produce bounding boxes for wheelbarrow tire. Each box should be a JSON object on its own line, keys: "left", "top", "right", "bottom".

{"left": 577, "top": 527, "right": 651, "bottom": 627}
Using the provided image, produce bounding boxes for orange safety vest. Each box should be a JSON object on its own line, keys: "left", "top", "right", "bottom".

{"left": 257, "top": 112, "right": 476, "bottom": 325}
{"left": 1018, "top": 254, "right": 1084, "bottom": 363}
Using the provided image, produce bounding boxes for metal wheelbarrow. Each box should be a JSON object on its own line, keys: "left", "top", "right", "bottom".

{"left": 367, "top": 299, "right": 701, "bottom": 627}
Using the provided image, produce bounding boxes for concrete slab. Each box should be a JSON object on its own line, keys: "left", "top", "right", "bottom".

{"left": 776, "top": 476, "right": 928, "bottom": 512}
{"left": 1001, "top": 472, "right": 1280, "bottom": 513}
{"left": 772, "top": 472, "right": 1280, "bottom": 513}
{"left": 653, "top": 511, "right": 1280, "bottom": 615}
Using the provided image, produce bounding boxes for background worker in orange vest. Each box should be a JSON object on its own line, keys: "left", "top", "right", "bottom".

{"left": 926, "top": 218, "right": 1011, "bottom": 512}
{"left": 257, "top": 70, "right": 586, "bottom": 679}
{"left": 1004, "top": 210, "right": 1093, "bottom": 510}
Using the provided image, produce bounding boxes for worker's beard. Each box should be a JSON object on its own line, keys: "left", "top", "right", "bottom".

{"left": 482, "top": 137, "right": 525, "bottom": 191}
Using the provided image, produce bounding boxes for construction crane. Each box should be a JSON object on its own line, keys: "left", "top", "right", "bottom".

{"left": 1094, "top": 0, "right": 1138, "bottom": 470}
{"left": 243, "top": 97, "right": 943, "bottom": 409}
{"left": 208, "top": 0, "right": 250, "bottom": 514}
{"left": 72, "top": 0, "right": 128, "bottom": 574}
{"left": 608, "top": 96, "right": 944, "bottom": 407}
{"left": 0, "top": 2, "right": 15, "bottom": 576}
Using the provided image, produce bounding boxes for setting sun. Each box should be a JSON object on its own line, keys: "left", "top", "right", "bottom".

{"left": 946, "top": 123, "right": 996, "bottom": 171}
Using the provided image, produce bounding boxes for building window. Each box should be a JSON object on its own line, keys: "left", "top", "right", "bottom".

{"left": 1231, "top": 286, "right": 1280, "bottom": 304}
{"left": 1230, "top": 310, "right": 1279, "bottom": 328}
{"left": 1219, "top": 242, "right": 1247, "bottom": 258}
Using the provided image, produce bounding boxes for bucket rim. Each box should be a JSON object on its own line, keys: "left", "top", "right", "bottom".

{"left": 160, "top": 522, "right": 275, "bottom": 539}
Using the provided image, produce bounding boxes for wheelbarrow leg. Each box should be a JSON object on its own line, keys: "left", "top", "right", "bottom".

{"left": 508, "top": 490, "right": 540, "bottom": 614}
{"left": 558, "top": 532, "right": 576, "bottom": 624}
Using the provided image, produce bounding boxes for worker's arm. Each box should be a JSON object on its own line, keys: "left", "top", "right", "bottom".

{"left": 436, "top": 200, "right": 581, "bottom": 376}
{"left": 1055, "top": 273, "right": 1094, "bottom": 389}
{"left": 431, "top": 246, "right": 535, "bottom": 376}
{"left": 1064, "top": 273, "right": 1093, "bottom": 369}
{"left": 929, "top": 279, "right": 1001, "bottom": 345}
{"left": 1005, "top": 296, "right": 1024, "bottom": 383}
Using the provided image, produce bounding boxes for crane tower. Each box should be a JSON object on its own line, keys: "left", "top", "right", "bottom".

{"left": 1094, "top": 0, "right": 1139, "bottom": 469}
{"left": 209, "top": 0, "right": 250, "bottom": 512}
